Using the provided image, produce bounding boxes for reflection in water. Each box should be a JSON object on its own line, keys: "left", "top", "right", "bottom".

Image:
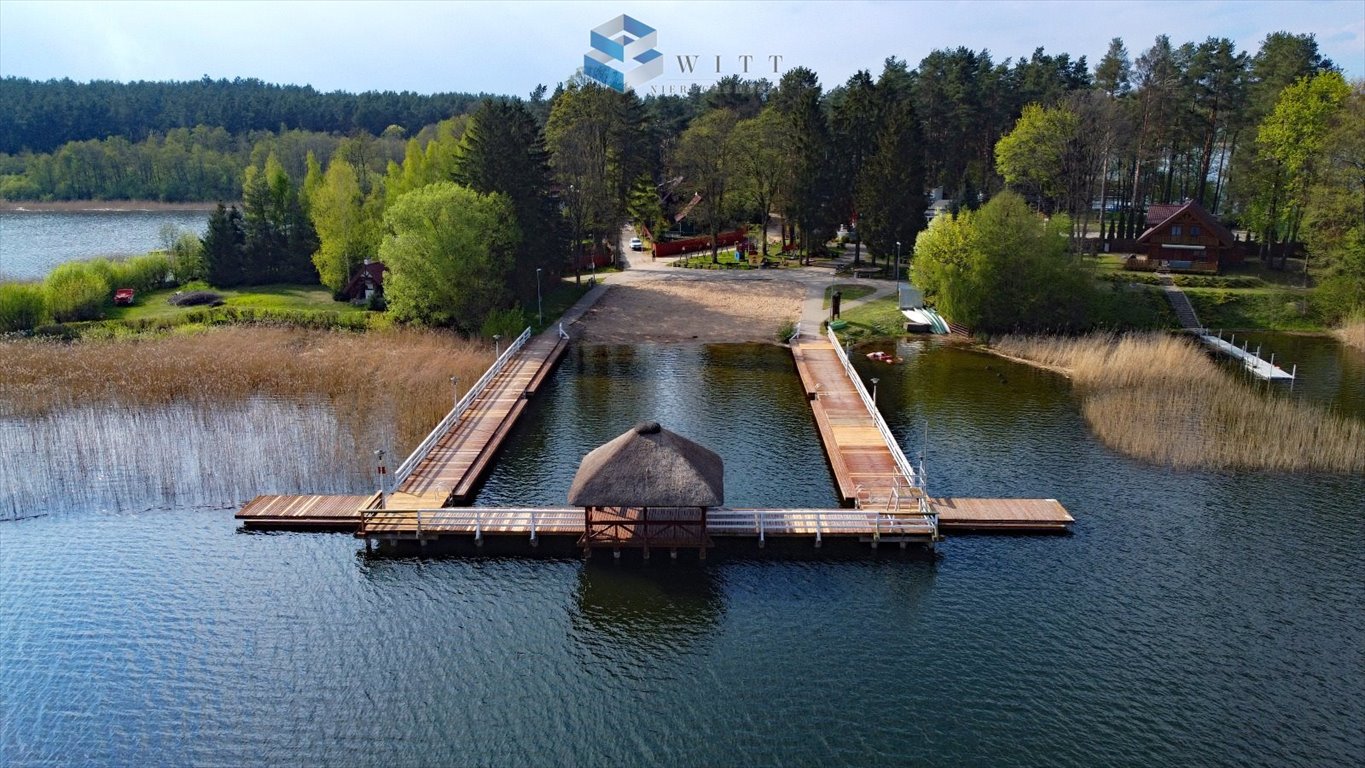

{"left": 571, "top": 564, "right": 723, "bottom": 657}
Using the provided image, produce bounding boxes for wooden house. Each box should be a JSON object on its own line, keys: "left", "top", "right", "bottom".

{"left": 568, "top": 421, "right": 722, "bottom": 558}
{"left": 1130, "top": 200, "right": 1240, "bottom": 273}
{"left": 341, "top": 260, "right": 386, "bottom": 302}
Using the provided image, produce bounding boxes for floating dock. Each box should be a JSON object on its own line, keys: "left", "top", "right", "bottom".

{"left": 1199, "top": 332, "right": 1295, "bottom": 381}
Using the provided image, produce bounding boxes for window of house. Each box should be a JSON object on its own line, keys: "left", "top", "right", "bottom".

{"left": 1170, "top": 225, "right": 1181, "bottom": 236}
{"left": 1190, "top": 225, "right": 1200, "bottom": 237}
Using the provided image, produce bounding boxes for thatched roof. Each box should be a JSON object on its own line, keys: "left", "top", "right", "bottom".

{"left": 568, "top": 422, "right": 724, "bottom": 508}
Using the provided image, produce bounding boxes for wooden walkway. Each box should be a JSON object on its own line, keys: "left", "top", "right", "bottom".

{"left": 791, "top": 334, "right": 918, "bottom": 507}
{"left": 386, "top": 330, "right": 568, "bottom": 508}
{"left": 236, "top": 498, "right": 1066, "bottom": 541}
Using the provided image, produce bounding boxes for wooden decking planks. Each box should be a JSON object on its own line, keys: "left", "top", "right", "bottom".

{"left": 395, "top": 333, "right": 568, "bottom": 505}
{"left": 931, "top": 497, "right": 1073, "bottom": 531}
{"left": 792, "top": 338, "right": 909, "bottom": 505}
{"left": 235, "top": 493, "right": 373, "bottom": 529}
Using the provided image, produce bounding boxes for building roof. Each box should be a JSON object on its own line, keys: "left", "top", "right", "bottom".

{"left": 1137, "top": 200, "right": 1236, "bottom": 246}
{"left": 341, "top": 260, "right": 386, "bottom": 298}
{"left": 1145, "top": 204, "right": 1183, "bottom": 228}
{"left": 568, "top": 421, "right": 724, "bottom": 508}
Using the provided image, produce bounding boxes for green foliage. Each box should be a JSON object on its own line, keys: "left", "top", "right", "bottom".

{"left": 0, "top": 282, "right": 48, "bottom": 331}
{"left": 44, "top": 261, "right": 110, "bottom": 322}
{"left": 240, "top": 155, "right": 319, "bottom": 284}
{"left": 1304, "top": 83, "right": 1365, "bottom": 322}
{"left": 479, "top": 307, "right": 527, "bottom": 340}
{"left": 1184, "top": 289, "right": 1322, "bottom": 331}
{"left": 203, "top": 203, "right": 247, "bottom": 286}
{"left": 911, "top": 191, "right": 1093, "bottom": 332}
{"left": 995, "top": 103, "right": 1079, "bottom": 211}
{"left": 170, "top": 232, "right": 207, "bottom": 283}
{"left": 455, "top": 98, "right": 565, "bottom": 304}
{"left": 380, "top": 182, "right": 519, "bottom": 329}
{"left": 671, "top": 108, "right": 741, "bottom": 261}
{"left": 309, "top": 159, "right": 381, "bottom": 292}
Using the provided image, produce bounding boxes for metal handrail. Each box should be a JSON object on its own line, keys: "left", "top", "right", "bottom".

{"left": 391, "top": 327, "right": 532, "bottom": 485}
{"left": 825, "top": 326, "right": 920, "bottom": 488}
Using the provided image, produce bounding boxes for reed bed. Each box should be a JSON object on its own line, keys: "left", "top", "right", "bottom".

{"left": 994, "top": 332, "right": 1365, "bottom": 473}
{"left": 0, "top": 328, "right": 496, "bottom": 516}
{"left": 1335, "top": 317, "right": 1365, "bottom": 353}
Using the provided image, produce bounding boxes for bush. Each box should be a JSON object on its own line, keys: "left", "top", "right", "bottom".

{"left": 168, "top": 290, "right": 225, "bottom": 307}
{"left": 107, "top": 253, "right": 172, "bottom": 293}
{"left": 480, "top": 306, "right": 527, "bottom": 340}
{"left": 44, "top": 262, "right": 110, "bottom": 322}
{"left": 0, "top": 282, "right": 48, "bottom": 331}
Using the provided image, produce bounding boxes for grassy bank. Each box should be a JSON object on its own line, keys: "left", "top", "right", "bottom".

{"left": 0, "top": 326, "right": 495, "bottom": 454}
{"left": 993, "top": 333, "right": 1364, "bottom": 473}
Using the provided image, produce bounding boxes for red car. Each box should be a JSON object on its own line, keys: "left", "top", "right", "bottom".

{"left": 113, "top": 288, "right": 135, "bottom": 306}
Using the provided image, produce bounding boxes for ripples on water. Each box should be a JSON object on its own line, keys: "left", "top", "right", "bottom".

{"left": 2, "top": 341, "right": 1362, "bottom": 767}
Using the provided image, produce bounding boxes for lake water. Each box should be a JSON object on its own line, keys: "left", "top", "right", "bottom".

{"left": 2, "top": 341, "right": 1363, "bottom": 767}
{"left": 0, "top": 209, "right": 211, "bottom": 281}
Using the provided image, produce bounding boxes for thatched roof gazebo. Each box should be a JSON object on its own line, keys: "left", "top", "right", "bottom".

{"left": 568, "top": 421, "right": 723, "bottom": 558}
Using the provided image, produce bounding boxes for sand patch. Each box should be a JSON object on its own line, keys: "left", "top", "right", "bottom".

{"left": 574, "top": 276, "right": 805, "bottom": 344}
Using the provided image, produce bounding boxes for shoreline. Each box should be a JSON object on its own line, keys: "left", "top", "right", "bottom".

{"left": 1, "top": 200, "right": 227, "bottom": 212}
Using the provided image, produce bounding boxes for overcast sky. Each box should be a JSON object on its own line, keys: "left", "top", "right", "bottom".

{"left": 2, "top": 1, "right": 1361, "bottom": 96}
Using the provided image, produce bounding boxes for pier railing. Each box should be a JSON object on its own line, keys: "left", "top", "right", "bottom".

{"left": 391, "top": 326, "right": 532, "bottom": 486}
{"left": 826, "top": 326, "right": 920, "bottom": 489}
{"left": 362, "top": 507, "right": 938, "bottom": 544}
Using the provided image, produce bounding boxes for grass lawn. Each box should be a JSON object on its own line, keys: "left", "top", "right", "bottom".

{"left": 1182, "top": 286, "right": 1322, "bottom": 331}
{"left": 106, "top": 282, "right": 363, "bottom": 322}
{"left": 823, "top": 283, "right": 876, "bottom": 308}
{"left": 832, "top": 296, "right": 905, "bottom": 341}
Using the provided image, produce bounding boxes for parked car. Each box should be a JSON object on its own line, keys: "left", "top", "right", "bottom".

{"left": 113, "top": 288, "right": 135, "bottom": 306}
{"left": 629, "top": 237, "right": 643, "bottom": 251}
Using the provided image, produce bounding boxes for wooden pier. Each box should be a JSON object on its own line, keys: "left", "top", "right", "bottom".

{"left": 384, "top": 326, "right": 569, "bottom": 508}
{"left": 236, "top": 497, "right": 1066, "bottom": 541}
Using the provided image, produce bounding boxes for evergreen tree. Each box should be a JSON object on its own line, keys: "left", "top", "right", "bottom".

{"left": 203, "top": 203, "right": 246, "bottom": 287}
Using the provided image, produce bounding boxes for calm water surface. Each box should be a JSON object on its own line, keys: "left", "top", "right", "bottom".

{"left": 2, "top": 341, "right": 1362, "bottom": 767}
{"left": 0, "top": 210, "right": 210, "bottom": 280}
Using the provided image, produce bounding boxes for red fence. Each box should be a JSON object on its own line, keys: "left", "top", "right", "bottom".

{"left": 654, "top": 229, "right": 749, "bottom": 258}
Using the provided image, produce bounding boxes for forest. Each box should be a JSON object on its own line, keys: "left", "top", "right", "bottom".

{"left": 2, "top": 30, "right": 1361, "bottom": 332}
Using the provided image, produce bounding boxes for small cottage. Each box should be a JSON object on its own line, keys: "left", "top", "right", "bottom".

{"left": 568, "top": 421, "right": 723, "bottom": 558}
{"left": 342, "top": 260, "right": 386, "bottom": 302}
{"left": 1132, "top": 200, "right": 1240, "bottom": 273}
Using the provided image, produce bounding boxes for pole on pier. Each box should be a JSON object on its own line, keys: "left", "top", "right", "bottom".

{"left": 493, "top": 334, "right": 501, "bottom": 357}
{"left": 871, "top": 377, "right": 879, "bottom": 404}
{"left": 450, "top": 376, "right": 460, "bottom": 409}
{"left": 374, "top": 449, "right": 387, "bottom": 509}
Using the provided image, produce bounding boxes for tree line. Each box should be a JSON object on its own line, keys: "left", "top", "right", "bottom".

{"left": 0, "top": 76, "right": 490, "bottom": 154}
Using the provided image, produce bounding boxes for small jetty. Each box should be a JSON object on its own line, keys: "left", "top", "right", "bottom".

{"left": 1199, "top": 331, "right": 1296, "bottom": 381}
{"left": 1160, "top": 275, "right": 1294, "bottom": 381}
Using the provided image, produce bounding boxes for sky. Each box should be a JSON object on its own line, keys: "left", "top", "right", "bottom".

{"left": 1, "top": 0, "right": 1361, "bottom": 96}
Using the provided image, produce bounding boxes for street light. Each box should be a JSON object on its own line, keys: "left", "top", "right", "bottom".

{"left": 871, "top": 377, "right": 880, "bottom": 404}
{"left": 450, "top": 376, "right": 460, "bottom": 408}
{"left": 895, "top": 241, "right": 902, "bottom": 292}
{"left": 536, "top": 267, "right": 543, "bottom": 325}
{"left": 493, "top": 334, "right": 501, "bottom": 357}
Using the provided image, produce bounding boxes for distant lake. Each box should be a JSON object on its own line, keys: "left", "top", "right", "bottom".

{"left": 0, "top": 209, "right": 213, "bottom": 281}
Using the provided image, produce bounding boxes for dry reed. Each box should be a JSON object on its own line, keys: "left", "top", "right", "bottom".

{"left": 0, "top": 327, "right": 495, "bottom": 454}
{"left": 1334, "top": 318, "right": 1365, "bottom": 354}
{"left": 994, "top": 332, "right": 1365, "bottom": 473}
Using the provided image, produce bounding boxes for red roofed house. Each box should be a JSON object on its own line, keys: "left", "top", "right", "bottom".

{"left": 1129, "top": 200, "right": 1241, "bottom": 274}
{"left": 342, "top": 259, "right": 386, "bottom": 302}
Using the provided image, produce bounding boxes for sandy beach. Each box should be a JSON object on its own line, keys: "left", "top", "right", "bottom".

{"left": 574, "top": 275, "right": 806, "bottom": 344}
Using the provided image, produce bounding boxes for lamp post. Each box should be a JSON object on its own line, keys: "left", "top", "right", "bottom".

{"left": 493, "top": 334, "right": 501, "bottom": 357}
{"left": 450, "top": 376, "right": 459, "bottom": 408}
{"left": 536, "top": 267, "right": 543, "bottom": 325}
{"left": 895, "top": 241, "right": 902, "bottom": 292}
{"left": 871, "top": 377, "right": 880, "bottom": 404}
{"left": 373, "top": 449, "right": 387, "bottom": 508}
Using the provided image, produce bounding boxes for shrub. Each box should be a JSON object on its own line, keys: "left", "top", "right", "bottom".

{"left": 44, "top": 262, "right": 110, "bottom": 322}
{"left": 107, "top": 253, "right": 172, "bottom": 293}
{"left": 0, "top": 282, "right": 48, "bottom": 331}
{"left": 480, "top": 306, "right": 528, "bottom": 340}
